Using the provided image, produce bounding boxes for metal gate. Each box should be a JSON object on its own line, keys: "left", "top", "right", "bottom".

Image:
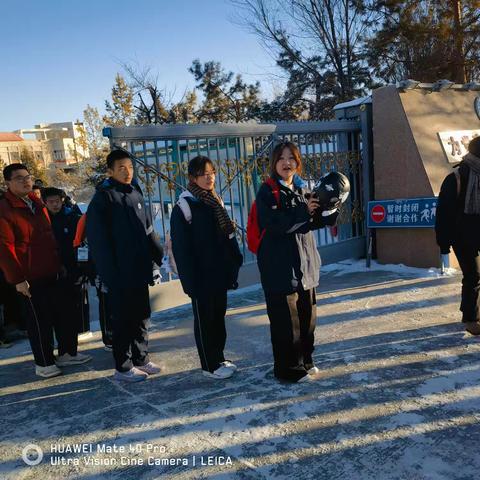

{"left": 103, "top": 117, "right": 370, "bottom": 276}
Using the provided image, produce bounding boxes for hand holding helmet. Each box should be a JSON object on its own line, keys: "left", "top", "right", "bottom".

{"left": 312, "top": 171, "right": 351, "bottom": 213}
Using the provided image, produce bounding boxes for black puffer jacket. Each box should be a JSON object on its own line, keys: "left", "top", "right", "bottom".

{"left": 256, "top": 176, "right": 338, "bottom": 295}
{"left": 170, "top": 192, "right": 243, "bottom": 297}
{"left": 49, "top": 206, "right": 81, "bottom": 279}
{"left": 435, "top": 163, "right": 480, "bottom": 253}
{"left": 86, "top": 178, "right": 163, "bottom": 291}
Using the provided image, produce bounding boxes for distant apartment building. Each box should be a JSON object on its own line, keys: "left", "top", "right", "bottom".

{"left": 0, "top": 133, "right": 47, "bottom": 168}
{"left": 16, "top": 122, "right": 88, "bottom": 166}
{"left": 0, "top": 121, "right": 88, "bottom": 169}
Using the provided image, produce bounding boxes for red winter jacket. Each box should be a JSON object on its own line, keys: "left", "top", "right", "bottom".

{"left": 0, "top": 190, "right": 61, "bottom": 285}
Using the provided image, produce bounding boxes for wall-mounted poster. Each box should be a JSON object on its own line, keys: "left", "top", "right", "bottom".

{"left": 438, "top": 130, "right": 480, "bottom": 164}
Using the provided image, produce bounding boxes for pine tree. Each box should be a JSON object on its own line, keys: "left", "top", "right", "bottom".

{"left": 103, "top": 74, "right": 135, "bottom": 126}
{"left": 233, "top": 0, "right": 373, "bottom": 119}
{"left": 168, "top": 90, "right": 198, "bottom": 123}
{"left": 189, "top": 59, "right": 263, "bottom": 122}
{"left": 363, "top": 0, "right": 480, "bottom": 83}
{"left": 19, "top": 147, "right": 48, "bottom": 185}
{"left": 77, "top": 106, "right": 110, "bottom": 185}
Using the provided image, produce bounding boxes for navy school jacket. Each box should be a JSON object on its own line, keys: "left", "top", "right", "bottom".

{"left": 86, "top": 178, "right": 163, "bottom": 291}
{"left": 256, "top": 175, "right": 338, "bottom": 295}
{"left": 170, "top": 191, "right": 243, "bottom": 298}
{"left": 48, "top": 206, "right": 81, "bottom": 279}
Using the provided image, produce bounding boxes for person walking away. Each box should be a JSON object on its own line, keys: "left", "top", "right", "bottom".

{"left": 436, "top": 136, "right": 480, "bottom": 335}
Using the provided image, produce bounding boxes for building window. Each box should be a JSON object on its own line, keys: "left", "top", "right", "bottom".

{"left": 53, "top": 150, "right": 65, "bottom": 161}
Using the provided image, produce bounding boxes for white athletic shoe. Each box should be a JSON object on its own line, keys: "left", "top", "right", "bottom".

{"left": 55, "top": 353, "right": 92, "bottom": 367}
{"left": 77, "top": 331, "right": 93, "bottom": 343}
{"left": 114, "top": 367, "right": 148, "bottom": 382}
{"left": 221, "top": 360, "right": 237, "bottom": 371}
{"left": 202, "top": 365, "right": 235, "bottom": 379}
{"left": 36, "top": 364, "right": 62, "bottom": 378}
{"left": 135, "top": 361, "right": 162, "bottom": 375}
{"left": 307, "top": 366, "right": 320, "bottom": 375}
{"left": 298, "top": 373, "right": 316, "bottom": 383}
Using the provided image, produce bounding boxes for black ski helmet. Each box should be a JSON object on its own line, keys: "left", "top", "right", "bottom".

{"left": 313, "top": 171, "right": 350, "bottom": 208}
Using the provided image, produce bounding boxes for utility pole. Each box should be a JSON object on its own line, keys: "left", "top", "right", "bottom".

{"left": 452, "top": 0, "right": 467, "bottom": 83}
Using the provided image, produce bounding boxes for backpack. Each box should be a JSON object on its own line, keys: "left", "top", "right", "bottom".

{"left": 246, "top": 178, "right": 281, "bottom": 254}
{"left": 163, "top": 194, "right": 194, "bottom": 275}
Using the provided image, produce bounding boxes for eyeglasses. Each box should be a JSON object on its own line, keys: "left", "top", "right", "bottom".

{"left": 10, "top": 174, "right": 34, "bottom": 183}
{"left": 197, "top": 170, "right": 216, "bottom": 178}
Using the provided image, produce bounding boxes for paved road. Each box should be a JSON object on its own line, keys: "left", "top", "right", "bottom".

{"left": 1, "top": 265, "right": 479, "bottom": 479}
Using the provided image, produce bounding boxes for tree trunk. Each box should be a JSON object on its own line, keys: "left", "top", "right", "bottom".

{"left": 451, "top": 0, "right": 466, "bottom": 83}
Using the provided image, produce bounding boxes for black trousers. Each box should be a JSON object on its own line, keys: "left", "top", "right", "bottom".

{"left": 453, "top": 243, "right": 480, "bottom": 323}
{"left": 19, "top": 278, "right": 78, "bottom": 367}
{"left": 108, "top": 284, "right": 151, "bottom": 372}
{"left": 265, "top": 288, "right": 317, "bottom": 382}
{"left": 74, "top": 283, "right": 90, "bottom": 334}
{"left": 97, "top": 289, "right": 113, "bottom": 347}
{"left": 0, "top": 305, "right": 6, "bottom": 341}
{"left": 0, "top": 278, "right": 24, "bottom": 330}
{"left": 191, "top": 291, "right": 228, "bottom": 373}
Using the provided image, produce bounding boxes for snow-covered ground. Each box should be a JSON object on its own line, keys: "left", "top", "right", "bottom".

{"left": 321, "top": 258, "right": 457, "bottom": 278}
{"left": 1, "top": 262, "right": 479, "bottom": 479}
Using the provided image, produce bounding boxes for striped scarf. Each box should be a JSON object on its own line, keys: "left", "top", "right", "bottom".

{"left": 462, "top": 153, "right": 480, "bottom": 215}
{"left": 187, "top": 182, "right": 236, "bottom": 237}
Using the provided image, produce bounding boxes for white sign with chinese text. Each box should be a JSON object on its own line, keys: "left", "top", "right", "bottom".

{"left": 438, "top": 130, "right": 480, "bottom": 164}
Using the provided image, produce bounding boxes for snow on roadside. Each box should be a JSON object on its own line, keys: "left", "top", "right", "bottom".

{"left": 321, "top": 259, "right": 458, "bottom": 278}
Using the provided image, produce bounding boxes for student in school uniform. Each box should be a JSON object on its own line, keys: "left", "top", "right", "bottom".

{"left": 255, "top": 141, "right": 339, "bottom": 383}
{"left": 170, "top": 156, "right": 243, "bottom": 380}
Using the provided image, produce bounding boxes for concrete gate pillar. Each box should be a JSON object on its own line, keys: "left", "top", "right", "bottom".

{"left": 372, "top": 85, "right": 480, "bottom": 268}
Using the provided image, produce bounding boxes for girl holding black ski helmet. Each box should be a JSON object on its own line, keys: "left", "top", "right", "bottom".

{"left": 255, "top": 141, "right": 340, "bottom": 383}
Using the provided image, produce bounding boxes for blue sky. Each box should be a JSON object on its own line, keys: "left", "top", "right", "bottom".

{"left": 0, "top": 0, "right": 277, "bottom": 131}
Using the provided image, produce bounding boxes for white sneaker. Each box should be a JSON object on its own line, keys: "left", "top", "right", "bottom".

{"left": 78, "top": 331, "right": 93, "bottom": 343}
{"left": 135, "top": 361, "right": 162, "bottom": 375}
{"left": 298, "top": 373, "right": 315, "bottom": 383}
{"left": 36, "top": 364, "right": 62, "bottom": 378}
{"left": 55, "top": 353, "right": 92, "bottom": 366}
{"left": 114, "top": 367, "right": 148, "bottom": 382}
{"left": 104, "top": 344, "right": 113, "bottom": 352}
{"left": 221, "top": 360, "right": 237, "bottom": 371}
{"left": 307, "top": 366, "right": 320, "bottom": 375}
{"left": 202, "top": 365, "right": 235, "bottom": 379}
